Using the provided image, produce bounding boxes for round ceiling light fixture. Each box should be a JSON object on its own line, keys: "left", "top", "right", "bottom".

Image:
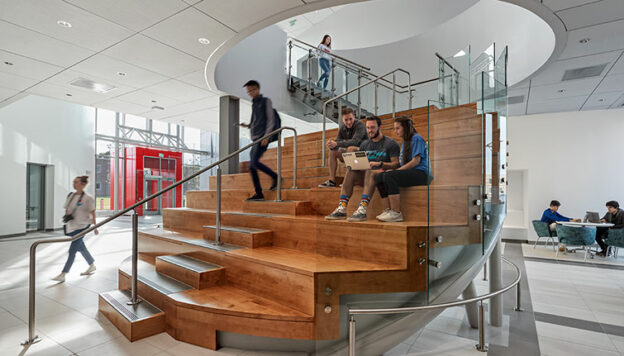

{"left": 579, "top": 38, "right": 590, "bottom": 44}
{"left": 57, "top": 20, "right": 72, "bottom": 28}
{"left": 198, "top": 38, "right": 210, "bottom": 45}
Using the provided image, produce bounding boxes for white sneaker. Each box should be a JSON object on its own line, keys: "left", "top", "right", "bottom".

{"left": 348, "top": 206, "right": 368, "bottom": 222}
{"left": 81, "top": 264, "right": 96, "bottom": 275}
{"left": 378, "top": 210, "right": 404, "bottom": 222}
{"left": 326, "top": 206, "right": 347, "bottom": 220}
{"left": 376, "top": 209, "right": 391, "bottom": 220}
{"left": 51, "top": 273, "right": 66, "bottom": 282}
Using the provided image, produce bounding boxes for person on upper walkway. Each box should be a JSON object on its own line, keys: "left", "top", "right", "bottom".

{"left": 317, "top": 34, "right": 332, "bottom": 89}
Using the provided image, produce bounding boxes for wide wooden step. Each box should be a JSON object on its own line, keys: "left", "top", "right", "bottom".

{"left": 98, "top": 289, "right": 165, "bottom": 342}
{"left": 156, "top": 254, "right": 225, "bottom": 289}
{"left": 242, "top": 199, "right": 312, "bottom": 215}
{"left": 209, "top": 173, "right": 343, "bottom": 190}
{"left": 203, "top": 225, "right": 273, "bottom": 248}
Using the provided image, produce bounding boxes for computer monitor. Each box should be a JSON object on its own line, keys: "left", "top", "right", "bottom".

{"left": 585, "top": 211, "right": 600, "bottom": 223}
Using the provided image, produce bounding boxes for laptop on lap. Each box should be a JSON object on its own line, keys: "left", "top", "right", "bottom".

{"left": 342, "top": 151, "right": 371, "bottom": 170}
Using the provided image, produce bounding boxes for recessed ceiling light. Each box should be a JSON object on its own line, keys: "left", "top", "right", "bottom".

{"left": 598, "top": 98, "right": 605, "bottom": 102}
{"left": 151, "top": 100, "right": 157, "bottom": 103}
{"left": 117, "top": 71, "right": 126, "bottom": 76}
{"left": 198, "top": 38, "right": 210, "bottom": 45}
{"left": 3, "top": 61, "right": 13, "bottom": 66}
{"left": 557, "top": 89, "right": 566, "bottom": 93}
{"left": 579, "top": 38, "right": 590, "bottom": 44}
{"left": 57, "top": 20, "right": 72, "bottom": 28}
{"left": 66, "top": 93, "right": 73, "bottom": 97}
{"left": 151, "top": 105, "right": 165, "bottom": 110}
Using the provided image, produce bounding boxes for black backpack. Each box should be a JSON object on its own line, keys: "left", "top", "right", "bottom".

{"left": 269, "top": 107, "right": 281, "bottom": 142}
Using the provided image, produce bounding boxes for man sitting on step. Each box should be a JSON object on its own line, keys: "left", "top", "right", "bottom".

{"left": 318, "top": 107, "right": 367, "bottom": 188}
{"left": 326, "top": 116, "right": 400, "bottom": 222}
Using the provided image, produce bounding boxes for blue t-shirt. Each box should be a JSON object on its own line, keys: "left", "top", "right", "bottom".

{"left": 401, "top": 134, "right": 431, "bottom": 177}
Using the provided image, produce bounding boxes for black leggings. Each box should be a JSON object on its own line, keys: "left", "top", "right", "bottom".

{"left": 374, "top": 169, "right": 428, "bottom": 198}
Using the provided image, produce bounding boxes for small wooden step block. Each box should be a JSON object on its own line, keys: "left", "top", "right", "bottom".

{"left": 98, "top": 289, "right": 165, "bottom": 342}
{"left": 156, "top": 254, "right": 225, "bottom": 290}
{"left": 203, "top": 225, "right": 272, "bottom": 248}
{"left": 242, "top": 200, "right": 312, "bottom": 215}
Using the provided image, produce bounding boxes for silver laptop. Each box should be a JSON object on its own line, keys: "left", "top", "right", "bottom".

{"left": 342, "top": 151, "right": 370, "bottom": 170}
{"left": 585, "top": 211, "right": 600, "bottom": 223}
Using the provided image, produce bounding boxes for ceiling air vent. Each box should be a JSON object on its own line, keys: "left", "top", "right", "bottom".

{"left": 507, "top": 95, "right": 525, "bottom": 105}
{"left": 69, "top": 77, "right": 116, "bottom": 94}
{"left": 561, "top": 63, "right": 608, "bottom": 81}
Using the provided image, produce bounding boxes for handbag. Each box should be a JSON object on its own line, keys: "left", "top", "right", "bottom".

{"left": 63, "top": 192, "right": 84, "bottom": 236}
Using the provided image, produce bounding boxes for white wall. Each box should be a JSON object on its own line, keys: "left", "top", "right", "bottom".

{"left": 507, "top": 108, "right": 624, "bottom": 240}
{"left": 0, "top": 95, "right": 95, "bottom": 236}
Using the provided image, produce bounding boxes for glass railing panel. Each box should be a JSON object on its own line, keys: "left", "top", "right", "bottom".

{"left": 427, "top": 99, "right": 484, "bottom": 304}
{"left": 376, "top": 81, "right": 394, "bottom": 116}
{"left": 411, "top": 80, "right": 439, "bottom": 109}
{"left": 290, "top": 44, "right": 313, "bottom": 84}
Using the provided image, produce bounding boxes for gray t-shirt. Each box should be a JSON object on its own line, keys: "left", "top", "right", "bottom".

{"left": 359, "top": 136, "right": 400, "bottom": 162}
{"left": 64, "top": 192, "right": 95, "bottom": 232}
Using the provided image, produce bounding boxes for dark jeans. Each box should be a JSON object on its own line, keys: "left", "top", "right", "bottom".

{"left": 62, "top": 226, "right": 95, "bottom": 273}
{"left": 249, "top": 142, "right": 277, "bottom": 195}
{"left": 595, "top": 227, "right": 610, "bottom": 252}
{"left": 319, "top": 58, "right": 330, "bottom": 89}
{"left": 374, "top": 169, "right": 428, "bottom": 198}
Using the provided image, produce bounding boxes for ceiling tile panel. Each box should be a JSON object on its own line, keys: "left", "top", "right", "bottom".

{"left": 529, "top": 51, "right": 620, "bottom": 86}
{"left": 527, "top": 95, "right": 588, "bottom": 115}
{"left": 594, "top": 73, "right": 624, "bottom": 92}
{"left": 559, "top": 19, "right": 624, "bottom": 60}
{"left": 0, "top": 72, "right": 39, "bottom": 91}
{"left": 160, "top": 108, "right": 219, "bottom": 131}
{"left": 141, "top": 96, "right": 221, "bottom": 120}
{"left": 70, "top": 54, "right": 169, "bottom": 88}
{"left": 92, "top": 98, "right": 152, "bottom": 116}
{"left": 277, "top": 15, "right": 313, "bottom": 34}
{"left": 46, "top": 70, "right": 137, "bottom": 98}
{"left": 64, "top": 0, "right": 189, "bottom": 32}
{"left": 113, "top": 89, "right": 182, "bottom": 109}
{"left": 177, "top": 69, "right": 210, "bottom": 89}
{"left": 143, "top": 79, "right": 217, "bottom": 102}
{"left": 557, "top": 0, "right": 624, "bottom": 30}
{"left": 194, "top": 0, "right": 303, "bottom": 32}
{"left": 582, "top": 90, "right": 623, "bottom": 108}
{"left": 0, "top": 50, "right": 63, "bottom": 81}
{"left": 607, "top": 54, "right": 624, "bottom": 75}
{"left": 142, "top": 7, "right": 235, "bottom": 60}
{"left": 0, "top": 86, "right": 20, "bottom": 103}
{"left": 543, "top": 0, "right": 600, "bottom": 12}
{"left": 0, "top": 20, "right": 94, "bottom": 67}
{"left": 529, "top": 78, "right": 601, "bottom": 101}
{"left": 0, "top": 0, "right": 133, "bottom": 52}
{"left": 102, "top": 34, "right": 204, "bottom": 77}
{"left": 27, "top": 82, "right": 110, "bottom": 105}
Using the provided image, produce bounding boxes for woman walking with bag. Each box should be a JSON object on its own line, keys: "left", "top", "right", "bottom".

{"left": 52, "top": 176, "right": 98, "bottom": 282}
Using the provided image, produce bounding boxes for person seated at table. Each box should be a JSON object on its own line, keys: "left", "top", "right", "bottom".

{"left": 595, "top": 200, "right": 624, "bottom": 257}
{"left": 541, "top": 200, "right": 580, "bottom": 232}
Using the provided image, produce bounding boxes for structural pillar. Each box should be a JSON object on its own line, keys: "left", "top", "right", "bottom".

{"left": 462, "top": 280, "right": 479, "bottom": 329}
{"left": 489, "top": 235, "right": 503, "bottom": 326}
{"left": 219, "top": 95, "right": 240, "bottom": 174}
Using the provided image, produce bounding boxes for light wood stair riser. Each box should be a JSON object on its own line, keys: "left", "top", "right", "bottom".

{"left": 155, "top": 256, "right": 225, "bottom": 290}
{"left": 98, "top": 291, "right": 165, "bottom": 342}
{"left": 202, "top": 226, "right": 273, "bottom": 248}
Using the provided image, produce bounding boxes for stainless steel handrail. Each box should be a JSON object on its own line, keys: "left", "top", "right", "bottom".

{"left": 289, "top": 37, "right": 371, "bottom": 71}
{"left": 21, "top": 126, "right": 298, "bottom": 346}
{"left": 347, "top": 257, "right": 523, "bottom": 355}
{"left": 320, "top": 68, "right": 411, "bottom": 166}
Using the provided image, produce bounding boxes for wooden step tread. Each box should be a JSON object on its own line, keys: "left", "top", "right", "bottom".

{"left": 141, "top": 228, "right": 244, "bottom": 252}
{"left": 227, "top": 246, "right": 403, "bottom": 276}
{"left": 204, "top": 225, "right": 272, "bottom": 234}
{"left": 168, "top": 285, "right": 313, "bottom": 321}
{"left": 156, "top": 254, "right": 221, "bottom": 273}
{"left": 120, "top": 257, "right": 193, "bottom": 295}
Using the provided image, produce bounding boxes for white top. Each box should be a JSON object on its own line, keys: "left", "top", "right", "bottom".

{"left": 63, "top": 192, "right": 95, "bottom": 232}
{"left": 556, "top": 221, "right": 614, "bottom": 227}
{"left": 317, "top": 44, "right": 331, "bottom": 60}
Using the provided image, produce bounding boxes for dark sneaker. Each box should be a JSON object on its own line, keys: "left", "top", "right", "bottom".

{"left": 246, "top": 193, "right": 264, "bottom": 201}
{"left": 318, "top": 179, "right": 337, "bottom": 188}
{"left": 348, "top": 206, "right": 367, "bottom": 222}
{"left": 596, "top": 251, "right": 607, "bottom": 257}
{"left": 325, "top": 206, "right": 347, "bottom": 220}
{"left": 269, "top": 177, "right": 283, "bottom": 191}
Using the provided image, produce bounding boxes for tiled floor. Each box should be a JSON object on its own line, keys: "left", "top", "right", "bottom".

{"left": 2, "top": 222, "right": 624, "bottom": 355}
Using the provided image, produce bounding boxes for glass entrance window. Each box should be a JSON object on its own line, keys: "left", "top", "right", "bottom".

{"left": 26, "top": 163, "right": 45, "bottom": 231}
{"left": 143, "top": 156, "right": 177, "bottom": 215}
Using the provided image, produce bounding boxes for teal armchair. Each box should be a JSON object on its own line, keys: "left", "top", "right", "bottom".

{"left": 556, "top": 224, "right": 597, "bottom": 261}
{"left": 532, "top": 220, "right": 556, "bottom": 251}
{"left": 604, "top": 228, "right": 624, "bottom": 259}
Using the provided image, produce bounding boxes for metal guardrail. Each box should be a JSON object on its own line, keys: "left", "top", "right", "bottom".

{"left": 21, "top": 126, "right": 298, "bottom": 346}
{"left": 347, "top": 257, "right": 523, "bottom": 355}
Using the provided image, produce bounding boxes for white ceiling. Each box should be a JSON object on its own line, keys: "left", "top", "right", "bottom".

{"left": 509, "top": 0, "right": 624, "bottom": 115}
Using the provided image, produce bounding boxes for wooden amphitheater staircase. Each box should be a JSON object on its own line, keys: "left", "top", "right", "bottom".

{"left": 98, "top": 103, "right": 484, "bottom": 350}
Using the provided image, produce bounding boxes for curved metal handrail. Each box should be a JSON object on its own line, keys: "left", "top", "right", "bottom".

{"left": 347, "top": 257, "right": 523, "bottom": 355}
{"left": 21, "top": 126, "right": 299, "bottom": 346}
{"left": 289, "top": 37, "right": 371, "bottom": 71}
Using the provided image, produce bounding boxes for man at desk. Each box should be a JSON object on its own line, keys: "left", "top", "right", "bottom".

{"left": 596, "top": 200, "right": 624, "bottom": 257}
{"left": 541, "top": 200, "right": 580, "bottom": 233}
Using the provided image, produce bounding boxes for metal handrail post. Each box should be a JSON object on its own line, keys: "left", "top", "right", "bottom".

{"left": 321, "top": 103, "right": 326, "bottom": 167}
{"left": 277, "top": 134, "right": 282, "bottom": 201}
{"left": 408, "top": 72, "right": 413, "bottom": 109}
{"left": 216, "top": 166, "right": 222, "bottom": 245}
{"left": 292, "top": 133, "right": 297, "bottom": 189}
{"left": 348, "top": 316, "right": 356, "bottom": 356}
{"left": 392, "top": 72, "right": 396, "bottom": 118}
{"left": 357, "top": 69, "right": 362, "bottom": 119}
{"left": 21, "top": 245, "right": 40, "bottom": 345}
{"left": 307, "top": 49, "right": 312, "bottom": 92}
{"left": 476, "top": 300, "right": 488, "bottom": 352}
{"left": 331, "top": 58, "right": 335, "bottom": 97}
{"left": 483, "top": 262, "right": 487, "bottom": 281}
{"left": 287, "top": 40, "right": 293, "bottom": 88}
{"left": 374, "top": 81, "right": 378, "bottom": 116}
{"left": 127, "top": 210, "right": 140, "bottom": 305}
{"left": 514, "top": 279, "right": 524, "bottom": 312}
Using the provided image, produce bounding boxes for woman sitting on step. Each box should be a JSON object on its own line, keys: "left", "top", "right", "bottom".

{"left": 373, "top": 116, "right": 433, "bottom": 222}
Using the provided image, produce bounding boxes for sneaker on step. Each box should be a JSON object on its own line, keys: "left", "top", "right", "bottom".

{"left": 376, "top": 208, "right": 391, "bottom": 220}
{"left": 348, "top": 206, "right": 367, "bottom": 222}
{"left": 51, "top": 273, "right": 65, "bottom": 283}
{"left": 81, "top": 264, "right": 96, "bottom": 275}
{"left": 325, "top": 206, "right": 347, "bottom": 220}
{"left": 378, "top": 210, "right": 404, "bottom": 222}
{"left": 318, "top": 179, "right": 337, "bottom": 188}
{"left": 269, "top": 177, "right": 283, "bottom": 191}
{"left": 246, "top": 193, "right": 264, "bottom": 201}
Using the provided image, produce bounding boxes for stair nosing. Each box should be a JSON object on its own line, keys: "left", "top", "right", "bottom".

{"left": 101, "top": 289, "right": 163, "bottom": 322}
{"left": 203, "top": 225, "right": 271, "bottom": 234}
{"left": 157, "top": 254, "right": 221, "bottom": 273}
